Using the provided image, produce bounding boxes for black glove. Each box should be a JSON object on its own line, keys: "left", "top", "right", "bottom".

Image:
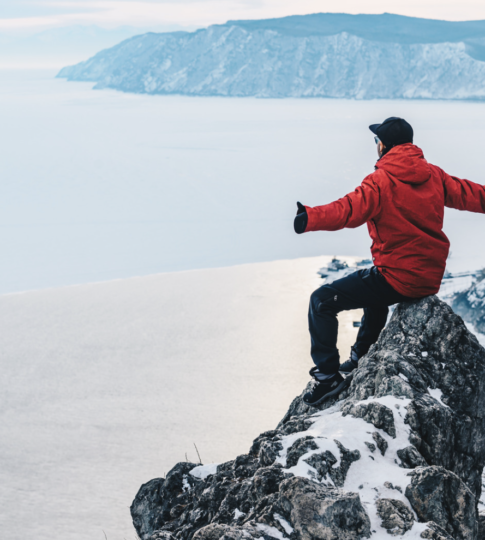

{"left": 294, "top": 201, "right": 308, "bottom": 234}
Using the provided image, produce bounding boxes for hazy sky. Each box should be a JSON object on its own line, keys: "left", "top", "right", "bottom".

{"left": 2, "top": 0, "right": 485, "bottom": 34}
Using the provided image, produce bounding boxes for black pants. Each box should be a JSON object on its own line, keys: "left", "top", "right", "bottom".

{"left": 308, "top": 267, "right": 412, "bottom": 375}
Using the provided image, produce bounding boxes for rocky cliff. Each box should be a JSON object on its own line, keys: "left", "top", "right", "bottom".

{"left": 131, "top": 296, "right": 485, "bottom": 539}
{"left": 57, "top": 14, "right": 485, "bottom": 100}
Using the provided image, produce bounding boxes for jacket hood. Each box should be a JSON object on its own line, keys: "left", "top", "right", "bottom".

{"left": 376, "top": 143, "right": 431, "bottom": 185}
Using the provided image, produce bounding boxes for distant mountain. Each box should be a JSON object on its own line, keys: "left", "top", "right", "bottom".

{"left": 57, "top": 13, "right": 485, "bottom": 100}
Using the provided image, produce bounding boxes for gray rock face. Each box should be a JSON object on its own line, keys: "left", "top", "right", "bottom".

{"left": 452, "top": 270, "right": 485, "bottom": 334}
{"left": 56, "top": 14, "right": 485, "bottom": 100}
{"left": 405, "top": 466, "right": 477, "bottom": 539}
{"left": 278, "top": 477, "right": 371, "bottom": 540}
{"left": 131, "top": 296, "right": 485, "bottom": 539}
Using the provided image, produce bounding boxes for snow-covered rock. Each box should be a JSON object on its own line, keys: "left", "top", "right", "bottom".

{"left": 130, "top": 296, "right": 485, "bottom": 539}
{"left": 452, "top": 270, "right": 485, "bottom": 334}
{"left": 57, "top": 14, "right": 485, "bottom": 100}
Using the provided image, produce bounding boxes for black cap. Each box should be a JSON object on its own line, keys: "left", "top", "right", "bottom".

{"left": 369, "top": 117, "right": 413, "bottom": 148}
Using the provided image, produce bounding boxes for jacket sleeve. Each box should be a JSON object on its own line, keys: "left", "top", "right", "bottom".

{"left": 442, "top": 171, "right": 485, "bottom": 213}
{"left": 304, "top": 174, "right": 381, "bottom": 232}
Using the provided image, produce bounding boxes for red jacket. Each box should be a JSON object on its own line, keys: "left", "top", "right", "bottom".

{"left": 304, "top": 144, "right": 485, "bottom": 298}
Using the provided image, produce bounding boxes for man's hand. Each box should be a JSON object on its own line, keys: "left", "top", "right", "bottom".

{"left": 294, "top": 202, "right": 308, "bottom": 234}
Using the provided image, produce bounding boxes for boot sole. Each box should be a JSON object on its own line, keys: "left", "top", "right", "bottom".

{"left": 304, "top": 374, "right": 352, "bottom": 407}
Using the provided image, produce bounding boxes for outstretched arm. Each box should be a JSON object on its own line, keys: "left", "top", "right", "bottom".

{"left": 295, "top": 175, "right": 381, "bottom": 233}
{"left": 442, "top": 171, "right": 485, "bottom": 213}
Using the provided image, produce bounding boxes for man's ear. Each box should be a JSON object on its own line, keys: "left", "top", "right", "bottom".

{"left": 378, "top": 141, "right": 386, "bottom": 157}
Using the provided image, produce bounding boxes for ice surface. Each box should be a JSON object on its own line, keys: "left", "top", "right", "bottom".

{"left": 1, "top": 70, "right": 485, "bottom": 294}
{"left": 0, "top": 255, "right": 363, "bottom": 540}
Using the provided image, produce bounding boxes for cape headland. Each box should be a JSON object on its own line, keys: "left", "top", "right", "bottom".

{"left": 57, "top": 13, "right": 485, "bottom": 100}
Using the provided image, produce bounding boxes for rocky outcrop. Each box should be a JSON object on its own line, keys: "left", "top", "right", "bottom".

{"left": 131, "top": 295, "right": 485, "bottom": 539}
{"left": 452, "top": 270, "right": 485, "bottom": 334}
{"left": 57, "top": 14, "right": 485, "bottom": 100}
{"left": 405, "top": 467, "right": 478, "bottom": 539}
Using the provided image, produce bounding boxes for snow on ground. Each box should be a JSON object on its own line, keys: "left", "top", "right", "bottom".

{"left": 0, "top": 255, "right": 362, "bottom": 540}
{"left": 275, "top": 395, "right": 446, "bottom": 539}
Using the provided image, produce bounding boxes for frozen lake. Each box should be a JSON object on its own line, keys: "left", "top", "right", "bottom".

{"left": 1, "top": 69, "right": 485, "bottom": 294}
{"left": 0, "top": 255, "right": 363, "bottom": 540}
{"left": 1, "top": 69, "right": 485, "bottom": 540}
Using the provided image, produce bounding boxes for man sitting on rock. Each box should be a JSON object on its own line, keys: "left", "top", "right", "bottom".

{"left": 294, "top": 117, "right": 485, "bottom": 406}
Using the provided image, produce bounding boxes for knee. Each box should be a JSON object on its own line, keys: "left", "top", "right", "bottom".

{"left": 310, "top": 286, "right": 336, "bottom": 314}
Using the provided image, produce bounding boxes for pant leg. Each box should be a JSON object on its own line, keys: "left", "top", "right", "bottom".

{"left": 308, "top": 285, "right": 341, "bottom": 375}
{"left": 352, "top": 306, "right": 389, "bottom": 359}
{"left": 308, "top": 267, "right": 410, "bottom": 375}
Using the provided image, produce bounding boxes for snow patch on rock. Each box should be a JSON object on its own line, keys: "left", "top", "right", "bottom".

{"left": 189, "top": 463, "right": 219, "bottom": 479}
{"left": 428, "top": 388, "right": 450, "bottom": 408}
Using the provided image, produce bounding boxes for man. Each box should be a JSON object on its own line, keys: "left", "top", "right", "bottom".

{"left": 294, "top": 117, "right": 485, "bottom": 406}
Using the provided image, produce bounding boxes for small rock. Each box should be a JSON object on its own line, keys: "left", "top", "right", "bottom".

{"left": 383, "top": 482, "right": 402, "bottom": 493}
{"left": 372, "top": 432, "right": 388, "bottom": 456}
{"left": 397, "top": 446, "right": 428, "bottom": 468}
{"left": 376, "top": 498, "right": 414, "bottom": 536}
{"left": 286, "top": 436, "right": 318, "bottom": 467}
{"left": 342, "top": 401, "right": 396, "bottom": 438}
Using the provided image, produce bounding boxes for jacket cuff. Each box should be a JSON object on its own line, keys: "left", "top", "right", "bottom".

{"left": 305, "top": 205, "right": 319, "bottom": 232}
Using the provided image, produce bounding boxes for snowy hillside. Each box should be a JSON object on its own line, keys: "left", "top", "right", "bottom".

{"left": 57, "top": 13, "right": 485, "bottom": 99}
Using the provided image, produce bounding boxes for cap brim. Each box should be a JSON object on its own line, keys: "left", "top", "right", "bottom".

{"left": 369, "top": 124, "right": 380, "bottom": 135}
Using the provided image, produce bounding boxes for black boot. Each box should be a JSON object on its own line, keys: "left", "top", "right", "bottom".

{"left": 303, "top": 372, "right": 349, "bottom": 407}
{"left": 339, "top": 348, "right": 360, "bottom": 375}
